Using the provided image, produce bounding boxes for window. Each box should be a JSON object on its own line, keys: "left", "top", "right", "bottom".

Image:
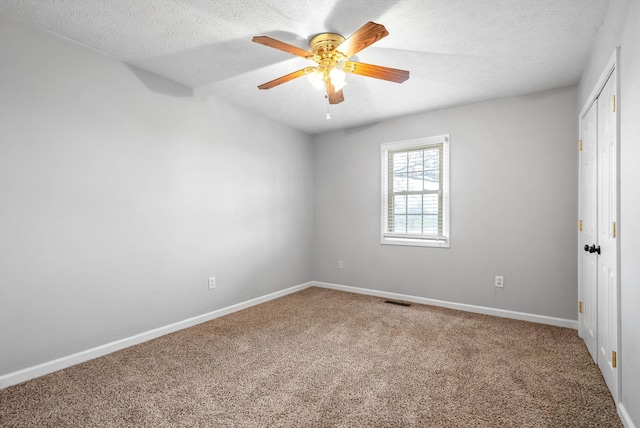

{"left": 381, "top": 135, "right": 450, "bottom": 247}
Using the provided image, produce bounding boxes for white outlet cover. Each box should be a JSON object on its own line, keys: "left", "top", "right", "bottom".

{"left": 208, "top": 277, "right": 216, "bottom": 289}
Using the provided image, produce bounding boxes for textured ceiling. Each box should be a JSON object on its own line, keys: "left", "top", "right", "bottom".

{"left": 0, "top": 0, "right": 610, "bottom": 134}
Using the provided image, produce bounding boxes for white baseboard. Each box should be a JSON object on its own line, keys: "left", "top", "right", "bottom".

{"left": 313, "top": 281, "right": 578, "bottom": 329}
{"left": 619, "top": 403, "right": 637, "bottom": 428}
{"left": 0, "top": 281, "right": 313, "bottom": 390}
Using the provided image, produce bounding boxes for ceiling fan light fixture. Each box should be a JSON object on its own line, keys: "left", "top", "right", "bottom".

{"left": 329, "top": 67, "right": 347, "bottom": 90}
{"left": 307, "top": 70, "right": 325, "bottom": 90}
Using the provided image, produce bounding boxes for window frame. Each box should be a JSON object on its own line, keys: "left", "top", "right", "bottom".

{"left": 381, "top": 135, "right": 450, "bottom": 248}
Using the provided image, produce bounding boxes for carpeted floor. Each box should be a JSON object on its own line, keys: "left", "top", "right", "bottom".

{"left": 0, "top": 287, "right": 622, "bottom": 427}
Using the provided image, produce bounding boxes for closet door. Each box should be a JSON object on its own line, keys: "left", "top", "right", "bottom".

{"left": 578, "top": 102, "right": 598, "bottom": 363}
{"left": 596, "top": 73, "right": 618, "bottom": 402}
{"left": 578, "top": 66, "right": 619, "bottom": 403}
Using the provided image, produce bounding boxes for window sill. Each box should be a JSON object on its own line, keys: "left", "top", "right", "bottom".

{"left": 381, "top": 236, "right": 450, "bottom": 248}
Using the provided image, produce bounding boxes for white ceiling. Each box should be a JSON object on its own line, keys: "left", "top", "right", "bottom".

{"left": 0, "top": 0, "right": 610, "bottom": 134}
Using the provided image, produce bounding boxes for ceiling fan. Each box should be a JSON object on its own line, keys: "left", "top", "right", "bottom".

{"left": 252, "top": 21, "right": 410, "bottom": 105}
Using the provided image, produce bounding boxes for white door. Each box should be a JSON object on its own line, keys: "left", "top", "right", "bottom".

{"left": 596, "top": 73, "right": 618, "bottom": 401}
{"left": 578, "top": 67, "right": 619, "bottom": 403}
{"left": 578, "top": 101, "right": 598, "bottom": 363}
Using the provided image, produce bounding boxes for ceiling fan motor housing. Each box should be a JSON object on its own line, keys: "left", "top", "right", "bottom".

{"left": 309, "top": 33, "right": 346, "bottom": 58}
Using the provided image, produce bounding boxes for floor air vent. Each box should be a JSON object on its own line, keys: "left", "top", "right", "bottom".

{"left": 384, "top": 300, "right": 411, "bottom": 307}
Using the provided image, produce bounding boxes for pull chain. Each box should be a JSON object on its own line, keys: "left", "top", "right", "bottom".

{"left": 325, "top": 95, "right": 331, "bottom": 120}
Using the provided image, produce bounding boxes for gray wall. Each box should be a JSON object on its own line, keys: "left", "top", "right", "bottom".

{"left": 578, "top": 0, "right": 640, "bottom": 424}
{"left": 0, "top": 14, "right": 314, "bottom": 375}
{"left": 313, "top": 86, "right": 578, "bottom": 320}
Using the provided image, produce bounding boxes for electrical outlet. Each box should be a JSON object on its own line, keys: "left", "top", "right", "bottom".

{"left": 495, "top": 275, "right": 504, "bottom": 288}
{"left": 338, "top": 260, "right": 344, "bottom": 269}
{"left": 208, "top": 277, "right": 216, "bottom": 290}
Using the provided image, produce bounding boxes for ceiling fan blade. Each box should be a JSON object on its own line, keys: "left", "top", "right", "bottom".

{"left": 258, "top": 67, "right": 317, "bottom": 90}
{"left": 336, "top": 22, "right": 389, "bottom": 58}
{"left": 326, "top": 81, "right": 345, "bottom": 104}
{"left": 342, "top": 61, "right": 409, "bottom": 83}
{"left": 252, "top": 36, "right": 314, "bottom": 59}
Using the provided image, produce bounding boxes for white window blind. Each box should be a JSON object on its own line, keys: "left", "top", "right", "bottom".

{"left": 381, "top": 135, "right": 450, "bottom": 247}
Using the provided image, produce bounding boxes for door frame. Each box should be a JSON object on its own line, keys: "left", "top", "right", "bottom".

{"left": 578, "top": 48, "right": 620, "bottom": 402}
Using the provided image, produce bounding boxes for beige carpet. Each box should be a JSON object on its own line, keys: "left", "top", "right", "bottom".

{"left": 0, "top": 287, "right": 622, "bottom": 427}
